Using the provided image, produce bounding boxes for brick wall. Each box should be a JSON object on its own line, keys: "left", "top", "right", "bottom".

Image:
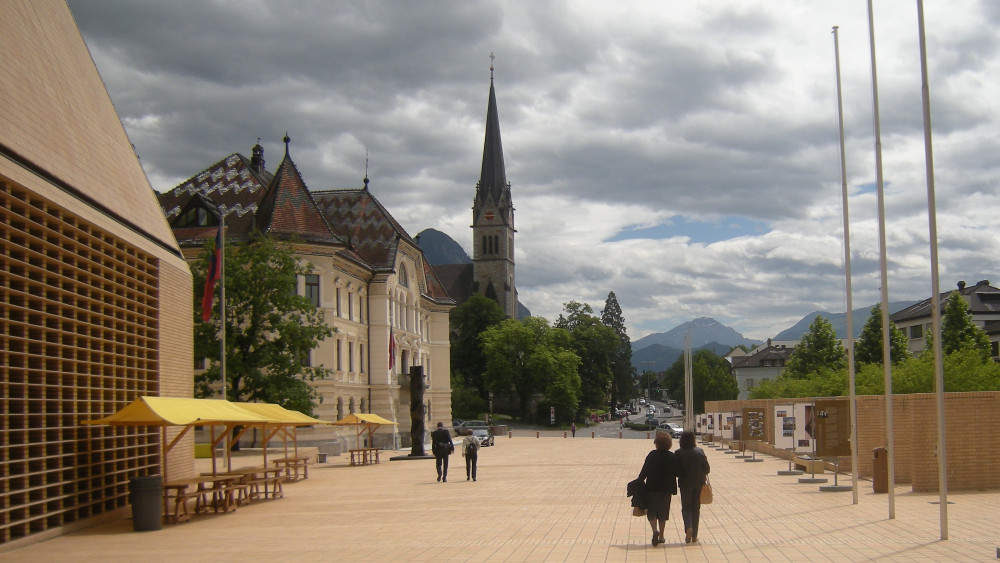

{"left": 706, "top": 392, "right": 1000, "bottom": 492}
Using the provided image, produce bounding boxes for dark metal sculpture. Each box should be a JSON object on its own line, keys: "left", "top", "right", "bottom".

{"left": 409, "top": 366, "right": 426, "bottom": 456}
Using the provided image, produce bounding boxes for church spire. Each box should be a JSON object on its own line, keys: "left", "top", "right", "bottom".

{"left": 477, "top": 55, "right": 508, "bottom": 211}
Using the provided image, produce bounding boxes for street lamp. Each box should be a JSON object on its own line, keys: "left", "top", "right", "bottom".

{"left": 640, "top": 361, "right": 654, "bottom": 401}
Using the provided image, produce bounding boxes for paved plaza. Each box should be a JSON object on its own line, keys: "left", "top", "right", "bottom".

{"left": 3, "top": 428, "right": 997, "bottom": 562}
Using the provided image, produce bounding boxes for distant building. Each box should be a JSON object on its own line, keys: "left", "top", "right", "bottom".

{"left": 432, "top": 70, "right": 519, "bottom": 318}
{"left": 890, "top": 279, "right": 1000, "bottom": 360}
{"left": 158, "top": 137, "right": 455, "bottom": 447}
{"left": 730, "top": 340, "right": 793, "bottom": 400}
{"left": 1, "top": 2, "right": 192, "bottom": 547}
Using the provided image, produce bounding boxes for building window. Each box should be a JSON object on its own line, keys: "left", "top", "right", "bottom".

{"left": 399, "top": 266, "right": 409, "bottom": 287}
{"left": 336, "top": 340, "right": 342, "bottom": 371}
{"left": 348, "top": 342, "right": 354, "bottom": 373}
{"left": 360, "top": 344, "right": 366, "bottom": 373}
{"left": 304, "top": 274, "right": 320, "bottom": 307}
{"left": 194, "top": 357, "right": 205, "bottom": 370}
{"left": 295, "top": 349, "right": 311, "bottom": 367}
{"left": 174, "top": 206, "right": 214, "bottom": 228}
{"left": 336, "top": 287, "right": 342, "bottom": 316}
{"left": 910, "top": 325, "right": 923, "bottom": 339}
{"left": 348, "top": 291, "right": 354, "bottom": 320}
{"left": 746, "top": 378, "right": 754, "bottom": 389}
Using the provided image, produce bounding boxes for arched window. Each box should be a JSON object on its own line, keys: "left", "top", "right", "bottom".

{"left": 337, "top": 397, "right": 344, "bottom": 420}
{"left": 349, "top": 397, "right": 356, "bottom": 414}
{"left": 399, "top": 265, "right": 409, "bottom": 287}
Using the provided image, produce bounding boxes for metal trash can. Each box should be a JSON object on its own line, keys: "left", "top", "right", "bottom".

{"left": 129, "top": 476, "right": 163, "bottom": 531}
{"left": 872, "top": 447, "right": 888, "bottom": 494}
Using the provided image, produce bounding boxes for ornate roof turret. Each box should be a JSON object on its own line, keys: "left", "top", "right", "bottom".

{"left": 476, "top": 56, "right": 509, "bottom": 216}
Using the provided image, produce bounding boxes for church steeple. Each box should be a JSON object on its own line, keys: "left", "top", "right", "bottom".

{"left": 476, "top": 54, "right": 509, "bottom": 217}
{"left": 472, "top": 54, "right": 517, "bottom": 318}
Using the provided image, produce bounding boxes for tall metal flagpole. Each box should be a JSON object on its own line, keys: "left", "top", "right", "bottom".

{"left": 684, "top": 330, "right": 693, "bottom": 431}
{"left": 916, "top": 0, "right": 947, "bottom": 539}
{"left": 833, "top": 25, "right": 859, "bottom": 505}
{"left": 219, "top": 211, "right": 229, "bottom": 471}
{"left": 867, "top": 0, "right": 895, "bottom": 519}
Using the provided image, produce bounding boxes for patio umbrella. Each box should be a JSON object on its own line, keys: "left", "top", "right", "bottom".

{"left": 332, "top": 413, "right": 397, "bottom": 450}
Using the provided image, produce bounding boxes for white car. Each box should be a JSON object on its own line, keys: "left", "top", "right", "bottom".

{"left": 657, "top": 422, "right": 683, "bottom": 438}
{"left": 471, "top": 428, "right": 494, "bottom": 447}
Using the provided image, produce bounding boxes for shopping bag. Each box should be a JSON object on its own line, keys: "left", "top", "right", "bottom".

{"left": 700, "top": 478, "right": 713, "bottom": 505}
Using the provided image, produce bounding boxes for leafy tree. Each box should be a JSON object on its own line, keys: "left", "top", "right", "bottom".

{"left": 784, "top": 315, "right": 846, "bottom": 378}
{"left": 662, "top": 349, "right": 738, "bottom": 412}
{"left": 856, "top": 347, "right": 1000, "bottom": 394}
{"left": 601, "top": 291, "right": 635, "bottom": 408}
{"left": 751, "top": 367, "right": 847, "bottom": 399}
{"left": 449, "top": 371, "right": 488, "bottom": 420}
{"left": 193, "top": 233, "right": 335, "bottom": 415}
{"left": 481, "top": 317, "right": 581, "bottom": 421}
{"left": 854, "top": 304, "right": 909, "bottom": 367}
{"left": 556, "top": 301, "right": 617, "bottom": 410}
{"left": 940, "top": 290, "right": 991, "bottom": 361}
{"left": 450, "top": 294, "right": 506, "bottom": 393}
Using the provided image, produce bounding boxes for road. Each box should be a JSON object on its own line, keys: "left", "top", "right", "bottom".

{"left": 591, "top": 399, "right": 682, "bottom": 439}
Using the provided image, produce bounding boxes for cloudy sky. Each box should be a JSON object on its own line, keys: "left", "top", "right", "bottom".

{"left": 68, "top": 0, "right": 1000, "bottom": 341}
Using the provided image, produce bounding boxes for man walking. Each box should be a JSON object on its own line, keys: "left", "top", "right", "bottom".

{"left": 462, "top": 431, "right": 480, "bottom": 481}
{"left": 431, "top": 422, "right": 454, "bottom": 482}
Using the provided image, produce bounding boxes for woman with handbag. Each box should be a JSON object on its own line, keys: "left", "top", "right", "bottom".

{"left": 675, "top": 430, "right": 711, "bottom": 544}
{"left": 637, "top": 432, "right": 679, "bottom": 546}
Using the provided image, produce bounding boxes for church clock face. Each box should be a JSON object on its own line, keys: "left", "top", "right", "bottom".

{"left": 484, "top": 211, "right": 495, "bottom": 222}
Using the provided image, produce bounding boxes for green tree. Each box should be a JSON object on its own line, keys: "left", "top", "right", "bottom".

{"left": 854, "top": 304, "right": 909, "bottom": 367}
{"left": 601, "top": 291, "right": 635, "bottom": 409}
{"left": 856, "top": 347, "right": 1000, "bottom": 394}
{"left": 940, "top": 291, "right": 991, "bottom": 360}
{"left": 751, "top": 367, "right": 847, "bottom": 399}
{"left": 450, "top": 294, "right": 506, "bottom": 392}
{"left": 193, "top": 233, "right": 335, "bottom": 415}
{"left": 784, "top": 315, "right": 846, "bottom": 378}
{"left": 557, "top": 301, "right": 617, "bottom": 410}
{"left": 481, "top": 317, "right": 581, "bottom": 421}
{"left": 662, "top": 349, "right": 737, "bottom": 412}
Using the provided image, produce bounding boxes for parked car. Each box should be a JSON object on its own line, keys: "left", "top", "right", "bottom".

{"left": 657, "top": 422, "right": 683, "bottom": 438}
{"left": 471, "top": 427, "right": 494, "bottom": 447}
{"left": 456, "top": 420, "right": 488, "bottom": 435}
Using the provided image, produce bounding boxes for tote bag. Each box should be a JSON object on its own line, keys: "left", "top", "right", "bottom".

{"left": 700, "top": 477, "right": 713, "bottom": 505}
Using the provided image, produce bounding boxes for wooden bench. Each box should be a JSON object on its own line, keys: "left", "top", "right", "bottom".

{"left": 793, "top": 456, "right": 827, "bottom": 474}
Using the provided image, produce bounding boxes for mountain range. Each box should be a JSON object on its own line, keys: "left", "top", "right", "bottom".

{"left": 415, "top": 228, "right": 919, "bottom": 372}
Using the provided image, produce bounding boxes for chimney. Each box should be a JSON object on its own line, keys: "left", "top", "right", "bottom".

{"left": 957, "top": 280, "right": 966, "bottom": 290}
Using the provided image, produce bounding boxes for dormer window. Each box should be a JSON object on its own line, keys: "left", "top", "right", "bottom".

{"left": 399, "top": 265, "right": 409, "bottom": 287}
{"left": 174, "top": 206, "right": 216, "bottom": 228}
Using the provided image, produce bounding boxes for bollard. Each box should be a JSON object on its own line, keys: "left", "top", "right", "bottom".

{"left": 536, "top": 430, "right": 539, "bottom": 438}
{"left": 646, "top": 432, "right": 650, "bottom": 439}
{"left": 508, "top": 430, "right": 512, "bottom": 439}
{"left": 592, "top": 431, "right": 595, "bottom": 439}
{"left": 563, "top": 431, "right": 567, "bottom": 438}
{"left": 619, "top": 431, "right": 622, "bottom": 439}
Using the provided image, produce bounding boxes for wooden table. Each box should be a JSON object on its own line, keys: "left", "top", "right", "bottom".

{"left": 225, "top": 466, "right": 285, "bottom": 501}
{"left": 164, "top": 474, "right": 242, "bottom": 522}
{"left": 272, "top": 455, "right": 310, "bottom": 481}
{"left": 348, "top": 448, "right": 381, "bottom": 466}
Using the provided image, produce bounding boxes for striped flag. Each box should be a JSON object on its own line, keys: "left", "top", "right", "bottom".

{"left": 388, "top": 327, "right": 397, "bottom": 371}
{"left": 201, "top": 224, "right": 223, "bottom": 321}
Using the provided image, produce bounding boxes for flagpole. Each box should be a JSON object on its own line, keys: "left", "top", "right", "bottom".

{"left": 683, "top": 330, "right": 693, "bottom": 431}
{"left": 219, "top": 210, "right": 228, "bottom": 471}
{"left": 832, "top": 25, "right": 859, "bottom": 505}
{"left": 916, "top": 0, "right": 947, "bottom": 539}
{"left": 867, "top": 0, "right": 895, "bottom": 519}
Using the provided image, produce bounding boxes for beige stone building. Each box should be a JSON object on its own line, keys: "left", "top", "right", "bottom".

{"left": 157, "top": 138, "right": 455, "bottom": 451}
{"left": 1, "top": 2, "right": 194, "bottom": 547}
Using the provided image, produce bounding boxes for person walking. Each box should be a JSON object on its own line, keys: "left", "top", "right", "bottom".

{"left": 571, "top": 422, "right": 577, "bottom": 438}
{"left": 430, "top": 422, "right": 454, "bottom": 482}
{"left": 675, "top": 430, "right": 711, "bottom": 544}
{"left": 462, "top": 431, "right": 480, "bottom": 481}
{"left": 637, "top": 432, "right": 679, "bottom": 546}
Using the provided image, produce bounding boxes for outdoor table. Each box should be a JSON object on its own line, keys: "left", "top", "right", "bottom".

{"left": 348, "top": 447, "right": 381, "bottom": 466}
{"left": 164, "top": 474, "right": 240, "bottom": 521}
{"left": 225, "top": 466, "right": 285, "bottom": 500}
{"left": 272, "top": 455, "right": 310, "bottom": 481}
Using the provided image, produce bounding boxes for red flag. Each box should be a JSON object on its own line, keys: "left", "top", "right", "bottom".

{"left": 201, "top": 224, "right": 223, "bottom": 322}
{"left": 388, "top": 327, "right": 397, "bottom": 371}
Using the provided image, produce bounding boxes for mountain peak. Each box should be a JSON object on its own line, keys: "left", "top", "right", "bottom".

{"left": 633, "top": 318, "right": 762, "bottom": 352}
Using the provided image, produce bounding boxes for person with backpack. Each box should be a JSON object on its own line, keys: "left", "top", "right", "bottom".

{"left": 462, "top": 431, "right": 480, "bottom": 481}
{"left": 431, "top": 422, "right": 454, "bottom": 482}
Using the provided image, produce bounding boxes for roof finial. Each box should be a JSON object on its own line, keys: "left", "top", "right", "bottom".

{"left": 490, "top": 52, "right": 495, "bottom": 81}
{"left": 363, "top": 150, "right": 370, "bottom": 190}
{"left": 283, "top": 131, "right": 290, "bottom": 157}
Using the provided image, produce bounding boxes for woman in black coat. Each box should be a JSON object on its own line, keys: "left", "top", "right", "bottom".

{"left": 637, "top": 432, "right": 679, "bottom": 546}
{"left": 675, "top": 430, "right": 710, "bottom": 543}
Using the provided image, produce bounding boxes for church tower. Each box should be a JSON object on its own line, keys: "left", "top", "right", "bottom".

{"left": 472, "top": 57, "right": 517, "bottom": 318}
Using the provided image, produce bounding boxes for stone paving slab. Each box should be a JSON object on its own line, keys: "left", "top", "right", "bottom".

{"left": 3, "top": 432, "right": 997, "bottom": 562}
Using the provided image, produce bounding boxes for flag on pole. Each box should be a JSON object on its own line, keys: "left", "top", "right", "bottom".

{"left": 388, "top": 327, "right": 397, "bottom": 371}
{"left": 201, "top": 224, "right": 223, "bottom": 321}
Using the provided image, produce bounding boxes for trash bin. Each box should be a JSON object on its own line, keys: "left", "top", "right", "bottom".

{"left": 872, "top": 447, "right": 888, "bottom": 494}
{"left": 129, "top": 476, "right": 163, "bottom": 531}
